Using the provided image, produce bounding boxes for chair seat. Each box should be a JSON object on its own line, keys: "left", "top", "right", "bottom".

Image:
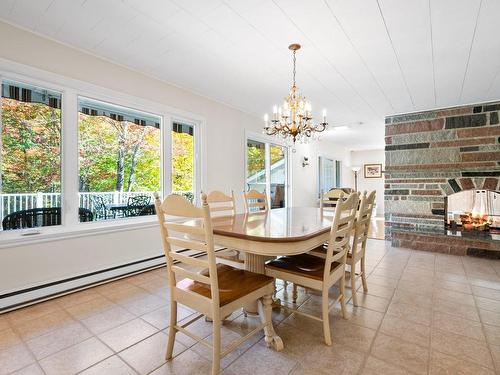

{"left": 266, "top": 253, "right": 342, "bottom": 281}
{"left": 177, "top": 264, "right": 273, "bottom": 306}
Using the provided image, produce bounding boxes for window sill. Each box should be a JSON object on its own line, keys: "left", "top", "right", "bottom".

{"left": 0, "top": 217, "right": 158, "bottom": 249}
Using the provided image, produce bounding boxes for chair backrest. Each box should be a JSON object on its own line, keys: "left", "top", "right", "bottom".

{"left": 205, "top": 190, "right": 236, "bottom": 217}
{"left": 320, "top": 188, "right": 347, "bottom": 212}
{"left": 323, "top": 192, "right": 359, "bottom": 282}
{"left": 243, "top": 189, "right": 268, "bottom": 213}
{"left": 351, "top": 191, "right": 376, "bottom": 260}
{"left": 154, "top": 192, "right": 220, "bottom": 311}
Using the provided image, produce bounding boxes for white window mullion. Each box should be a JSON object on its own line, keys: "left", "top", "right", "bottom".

{"left": 264, "top": 142, "right": 271, "bottom": 208}
{"left": 62, "top": 89, "right": 79, "bottom": 228}
{"left": 163, "top": 114, "right": 173, "bottom": 199}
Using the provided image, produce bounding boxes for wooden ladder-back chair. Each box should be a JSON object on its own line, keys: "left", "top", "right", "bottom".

{"left": 205, "top": 190, "right": 244, "bottom": 268}
{"left": 265, "top": 192, "right": 359, "bottom": 345}
{"left": 154, "top": 192, "right": 282, "bottom": 374}
{"left": 347, "top": 190, "right": 376, "bottom": 306}
{"left": 320, "top": 188, "right": 349, "bottom": 212}
{"left": 311, "top": 191, "right": 376, "bottom": 306}
{"left": 243, "top": 189, "right": 268, "bottom": 213}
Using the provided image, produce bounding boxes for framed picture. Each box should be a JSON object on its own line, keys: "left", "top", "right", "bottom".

{"left": 364, "top": 163, "right": 383, "bottom": 178}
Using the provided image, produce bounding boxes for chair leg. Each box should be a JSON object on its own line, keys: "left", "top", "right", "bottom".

{"left": 292, "top": 283, "right": 298, "bottom": 304}
{"left": 258, "top": 294, "right": 275, "bottom": 347}
{"left": 361, "top": 256, "right": 368, "bottom": 292}
{"left": 165, "top": 301, "right": 178, "bottom": 360}
{"left": 350, "top": 262, "right": 358, "bottom": 307}
{"left": 212, "top": 315, "right": 221, "bottom": 374}
{"left": 322, "top": 290, "right": 332, "bottom": 346}
{"left": 339, "top": 274, "right": 348, "bottom": 319}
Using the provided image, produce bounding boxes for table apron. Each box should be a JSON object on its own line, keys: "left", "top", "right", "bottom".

{"left": 213, "top": 232, "right": 329, "bottom": 257}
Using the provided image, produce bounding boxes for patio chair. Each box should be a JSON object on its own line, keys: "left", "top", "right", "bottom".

{"left": 2, "top": 207, "right": 93, "bottom": 230}
{"left": 90, "top": 195, "right": 109, "bottom": 220}
{"left": 125, "top": 194, "right": 152, "bottom": 217}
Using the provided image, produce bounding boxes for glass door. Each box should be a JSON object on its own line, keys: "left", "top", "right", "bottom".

{"left": 246, "top": 138, "right": 288, "bottom": 209}
{"left": 269, "top": 144, "right": 287, "bottom": 208}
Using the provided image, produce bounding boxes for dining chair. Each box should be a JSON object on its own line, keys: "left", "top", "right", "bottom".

{"left": 154, "top": 192, "right": 281, "bottom": 374}
{"left": 319, "top": 188, "right": 349, "bottom": 212}
{"left": 265, "top": 191, "right": 359, "bottom": 346}
{"left": 205, "top": 190, "right": 244, "bottom": 268}
{"left": 312, "top": 191, "right": 376, "bottom": 307}
{"left": 243, "top": 189, "right": 268, "bottom": 213}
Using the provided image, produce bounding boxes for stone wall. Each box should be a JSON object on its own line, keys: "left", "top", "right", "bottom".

{"left": 385, "top": 102, "right": 500, "bottom": 243}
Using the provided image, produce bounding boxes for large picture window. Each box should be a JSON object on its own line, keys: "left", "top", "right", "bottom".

{"left": 1, "top": 80, "right": 62, "bottom": 231}
{"left": 78, "top": 97, "right": 161, "bottom": 222}
{"left": 0, "top": 72, "right": 202, "bottom": 237}
{"left": 246, "top": 138, "right": 288, "bottom": 209}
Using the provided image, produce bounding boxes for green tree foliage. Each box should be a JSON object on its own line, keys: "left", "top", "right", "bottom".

{"left": 1, "top": 99, "right": 195, "bottom": 196}
{"left": 78, "top": 113, "right": 161, "bottom": 192}
{"left": 172, "top": 131, "right": 194, "bottom": 192}
{"left": 1, "top": 99, "right": 61, "bottom": 193}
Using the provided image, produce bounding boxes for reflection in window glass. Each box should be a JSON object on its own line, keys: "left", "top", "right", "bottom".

{"left": 1, "top": 80, "right": 62, "bottom": 231}
{"left": 78, "top": 97, "right": 161, "bottom": 221}
{"left": 246, "top": 140, "right": 266, "bottom": 193}
{"left": 270, "top": 145, "right": 286, "bottom": 208}
{"left": 172, "top": 122, "right": 195, "bottom": 202}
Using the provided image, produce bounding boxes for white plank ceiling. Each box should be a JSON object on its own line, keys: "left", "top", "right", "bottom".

{"left": 1, "top": 0, "right": 499, "bottom": 150}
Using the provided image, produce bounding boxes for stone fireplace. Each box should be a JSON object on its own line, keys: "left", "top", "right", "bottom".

{"left": 385, "top": 101, "right": 500, "bottom": 255}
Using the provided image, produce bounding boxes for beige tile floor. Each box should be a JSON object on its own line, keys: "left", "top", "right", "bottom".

{"left": 2, "top": 239, "right": 500, "bottom": 374}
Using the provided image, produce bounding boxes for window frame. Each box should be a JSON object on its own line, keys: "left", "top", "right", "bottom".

{"left": 244, "top": 131, "right": 291, "bottom": 209}
{"left": 0, "top": 64, "right": 204, "bottom": 245}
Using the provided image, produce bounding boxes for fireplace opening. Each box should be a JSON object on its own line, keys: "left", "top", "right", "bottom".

{"left": 446, "top": 190, "right": 500, "bottom": 233}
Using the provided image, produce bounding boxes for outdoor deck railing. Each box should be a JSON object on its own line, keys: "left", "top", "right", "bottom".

{"left": 1, "top": 191, "right": 194, "bottom": 222}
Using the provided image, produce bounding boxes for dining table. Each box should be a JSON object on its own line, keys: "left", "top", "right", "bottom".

{"left": 210, "top": 207, "right": 335, "bottom": 313}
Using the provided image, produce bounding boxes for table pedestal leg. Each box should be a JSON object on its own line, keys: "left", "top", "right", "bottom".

{"left": 244, "top": 253, "right": 272, "bottom": 316}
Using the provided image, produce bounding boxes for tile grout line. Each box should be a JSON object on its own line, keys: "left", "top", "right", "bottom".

{"left": 355, "top": 242, "right": 411, "bottom": 374}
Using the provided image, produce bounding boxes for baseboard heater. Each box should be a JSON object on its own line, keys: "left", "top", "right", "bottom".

{"left": 0, "top": 254, "right": 170, "bottom": 313}
{"left": 0, "top": 247, "right": 230, "bottom": 313}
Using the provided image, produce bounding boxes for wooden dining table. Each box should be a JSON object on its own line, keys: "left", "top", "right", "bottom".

{"left": 210, "top": 207, "right": 335, "bottom": 313}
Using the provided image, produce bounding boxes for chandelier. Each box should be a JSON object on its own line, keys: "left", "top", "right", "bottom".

{"left": 264, "top": 43, "right": 328, "bottom": 144}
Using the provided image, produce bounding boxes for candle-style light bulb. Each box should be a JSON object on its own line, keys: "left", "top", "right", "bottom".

{"left": 322, "top": 109, "right": 327, "bottom": 123}
{"left": 273, "top": 105, "right": 278, "bottom": 121}
{"left": 264, "top": 113, "right": 269, "bottom": 126}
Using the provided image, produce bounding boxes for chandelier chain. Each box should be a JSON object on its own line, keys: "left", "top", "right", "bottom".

{"left": 292, "top": 50, "right": 296, "bottom": 87}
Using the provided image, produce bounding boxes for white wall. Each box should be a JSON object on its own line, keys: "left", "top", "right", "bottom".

{"left": 0, "top": 21, "right": 352, "bottom": 302}
{"left": 291, "top": 142, "right": 352, "bottom": 207}
{"left": 350, "top": 149, "right": 385, "bottom": 216}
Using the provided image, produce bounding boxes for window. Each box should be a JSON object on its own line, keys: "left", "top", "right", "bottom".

{"left": 319, "top": 157, "right": 342, "bottom": 195}
{"left": 1, "top": 80, "right": 62, "bottom": 231}
{"left": 246, "top": 138, "right": 288, "bottom": 209}
{"left": 172, "top": 122, "right": 195, "bottom": 202}
{"left": 0, "top": 71, "right": 202, "bottom": 238}
{"left": 78, "top": 97, "right": 161, "bottom": 222}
